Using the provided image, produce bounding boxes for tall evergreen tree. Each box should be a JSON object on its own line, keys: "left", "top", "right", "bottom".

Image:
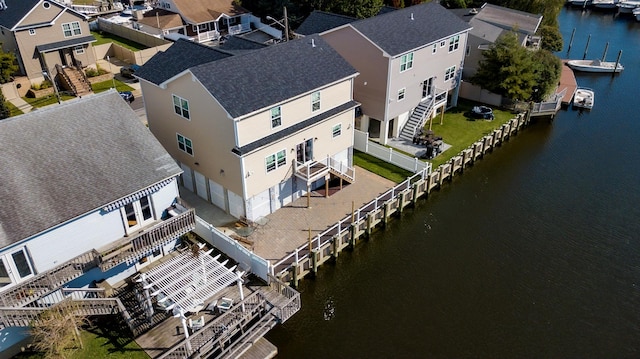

{"left": 0, "top": 89, "right": 10, "bottom": 120}
{"left": 0, "top": 47, "right": 18, "bottom": 84}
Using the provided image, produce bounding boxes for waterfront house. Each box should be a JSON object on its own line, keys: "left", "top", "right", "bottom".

{"left": 451, "top": 3, "right": 543, "bottom": 80}
{"left": 135, "top": 34, "right": 359, "bottom": 222}
{"left": 0, "top": 90, "right": 195, "bottom": 356}
{"left": 0, "top": 0, "right": 96, "bottom": 93}
{"left": 310, "top": 2, "right": 472, "bottom": 145}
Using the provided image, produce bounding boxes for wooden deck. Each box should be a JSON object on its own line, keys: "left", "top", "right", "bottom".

{"left": 559, "top": 60, "right": 578, "bottom": 105}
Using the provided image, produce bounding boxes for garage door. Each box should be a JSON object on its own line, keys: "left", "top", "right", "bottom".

{"left": 194, "top": 170, "right": 208, "bottom": 200}
{"left": 227, "top": 190, "right": 244, "bottom": 219}
{"left": 180, "top": 163, "right": 194, "bottom": 191}
{"left": 250, "top": 188, "right": 271, "bottom": 220}
{"left": 277, "top": 179, "right": 293, "bottom": 208}
{"left": 208, "top": 179, "right": 226, "bottom": 210}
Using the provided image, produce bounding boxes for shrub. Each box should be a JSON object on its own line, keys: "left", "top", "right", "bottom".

{"left": 85, "top": 65, "right": 109, "bottom": 77}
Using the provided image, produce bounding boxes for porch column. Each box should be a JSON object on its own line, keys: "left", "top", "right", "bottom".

{"left": 307, "top": 183, "right": 311, "bottom": 208}
{"left": 380, "top": 119, "right": 390, "bottom": 145}
{"left": 237, "top": 272, "right": 245, "bottom": 312}
{"left": 324, "top": 175, "right": 329, "bottom": 198}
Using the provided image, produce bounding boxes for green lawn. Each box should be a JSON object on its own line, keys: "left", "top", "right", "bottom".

{"left": 23, "top": 94, "right": 76, "bottom": 108}
{"left": 423, "top": 100, "right": 515, "bottom": 168}
{"left": 5, "top": 101, "right": 23, "bottom": 117}
{"left": 91, "top": 79, "right": 135, "bottom": 93}
{"left": 354, "top": 150, "right": 414, "bottom": 183}
{"left": 15, "top": 317, "right": 150, "bottom": 359}
{"left": 91, "top": 31, "right": 149, "bottom": 51}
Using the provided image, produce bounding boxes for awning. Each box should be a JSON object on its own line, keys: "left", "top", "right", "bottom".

{"left": 102, "top": 178, "right": 174, "bottom": 212}
{"left": 36, "top": 35, "right": 96, "bottom": 53}
{"left": 142, "top": 250, "right": 240, "bottom": 312}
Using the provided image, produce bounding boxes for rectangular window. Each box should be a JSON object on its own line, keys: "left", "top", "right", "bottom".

{"left": 62, "top": 21, "right": 81, "bottom": 37}
{"left": 265, "top": 149, "right": 286, "bottom": 172}
{"left": 400, "top": 52, "right": 414, "bottom": 72}
{"left": 311, "top": 91, "right": 321, "bottom": 112}
{"left": 177, "top": 133, "right": 194, "bottom": 155}
{"left": 74, "top": 45, "right": 84, "bottom": 54}
{"left": 445, "top": 66, "right": 456, "bottom": 81}
{"left": 440, "top": 40, "right": 446, "bottom": 47}
{"left": 397, "top": 88, "right": 405, "bottom": 101}
{"left": 432, "top": 44, "right": 437, "bottom": 54}
{"left": 172, "top": 94, "right": 190, "bottom": 120}
{"left": 449, "top": 35, "right": 460, "bottom": 52}
{"left": 121, "top": 195, "right": 154, "bottom": 232}
{"left": 29, "top": 28, "right": 36, "bottom": 36}
{"left": 271, "top": 106, "right": 281, "bottom": 128}
{"left": 332, "top": 124, "right": 342, "bottom": 138}
{"left": 11, "top": 249, "right": 33, "bottom": 279}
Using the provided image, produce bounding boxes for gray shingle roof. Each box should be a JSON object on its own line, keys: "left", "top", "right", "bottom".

{"left": 190, "top": 34, "right": 358, "bottom": 118}
{"left": 36, "top": 35, "right": 96, "bottom": 53}
{"left": 218, "top": 35, "right": 268, "bottom": 54}
{"left": 0, "top": 0, "right": 40, "bottom": 29}
{"left": 351, "top": 2, "right": 472, "bottom": 57}
{"left": 0, "top": 91, "right": 182, "bottom": 247}
{"left": 295, "top": 10, "right": 356, "bottom": 36}
{"left": 135, "top": 39, "right": 232, "bottom": 85}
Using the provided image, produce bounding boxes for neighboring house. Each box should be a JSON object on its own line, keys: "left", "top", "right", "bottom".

{"left": 155, "top": 0, "right": 253, "bottom": 42}
{"left": 134, "top": 8, "right": 186, "bottom": 39}
{"left": 0, "top": 0, "right": 97, "bottom": 88}
{"left": 309, "top": 2, "right": 472, "bottom": 145}
{"left": 294, "top": 10, "right": 356, "bottom": 37}
{"left": 136, "top": 35, "right": 359, "bottom": 222}
{"left": 451, "top": 3, "right": 543, "bottom": 80}
{"left": 0, "top": 90, "right": 194, "bottom": 356}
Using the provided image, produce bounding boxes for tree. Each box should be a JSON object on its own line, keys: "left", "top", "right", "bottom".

{"left": 328, "top": 0, "right": 384, "bottom": 18}
{"left": 0, "top": 46, "right": 18, "bottom": 84}
{"left": 31, "top": 300, "right": 89, "bottom": 358}
{"left": 0, "top": 89, "right": 10, "bottom": 120}
{"left": 471, "top": 31, "right": 537, "bottom": 101}
{"left": 531, "top": 49, "right": 562, "bottom": 102}
{"left": 539, "top": 25, "right": 563, "bottom": 52}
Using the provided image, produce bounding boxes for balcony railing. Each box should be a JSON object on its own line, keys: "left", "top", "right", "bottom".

{"left": 99, "top": 208, "right": 196, "bottom": 271}
{"left": 294, "top": 156, "right": 355, "bottom": 185}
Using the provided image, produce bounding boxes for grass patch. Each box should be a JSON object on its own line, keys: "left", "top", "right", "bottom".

{"left": 6, "top": 101, "right": 23, "bottom": 117}
{"left": 354, "top": 150, "right": 413, "bottom": 183}
{"left": 92, "top": 79, "right": 135, "bottom": 93}
{"left": 15, "top": 317, "right": 150, "bottom": 359}
{"left": 425, "top": 100, "right": 515, "bottom": 168}
{"left": 91, "top": 31, "right": 149, "bottom": 51}
{"left": 23, "top": 94, "right": 76, "bottom": 108}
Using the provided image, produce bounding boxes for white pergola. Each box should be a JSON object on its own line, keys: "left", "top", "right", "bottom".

{"left": 139, "top": 247, "right": 244, "bottom": 318}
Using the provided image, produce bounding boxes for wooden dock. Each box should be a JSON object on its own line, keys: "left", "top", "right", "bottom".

{"left": 559, "top": 60, "right": 578, "bottom": 105}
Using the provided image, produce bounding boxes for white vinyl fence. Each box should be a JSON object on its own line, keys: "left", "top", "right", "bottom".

{"left": 354, "top": 130, "right": 431, "bottom": 173}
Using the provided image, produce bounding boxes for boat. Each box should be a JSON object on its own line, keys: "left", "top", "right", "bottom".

{"left": 566, "top": 59, "right": 624, "bottom": 73}
{"left": 593, "top": 0, "right": 619, "bottom": 8}
{"left": 634, "top": 7, "right": 640, "bottom": 20}
{"left": 617, "top": 0, "right": 640, "bottom": 13}
{"left": 573, "top": 88, "right": 595, "bottom": 109}
{"left": 569, "top": 0, "right": 593, "bottom": 6}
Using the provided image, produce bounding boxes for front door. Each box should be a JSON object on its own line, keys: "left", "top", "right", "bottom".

{"left": 296, "top": 138, "right": 314, "bottom": 164}
{"left": 121, "top": 195, "right": 154, "bottom": 233}
{"left": 422, "top": 77, "right": 434, "bottom": 99}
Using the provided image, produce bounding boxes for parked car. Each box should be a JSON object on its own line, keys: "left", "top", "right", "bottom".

{"left": 119, "top": 91, "right": 135, "bottom": 103}
{"left": 471, "top": 105, "right": 494, "bottom": 120}
{"left": 120, "top": 64, "right": 141, "bottom": 79}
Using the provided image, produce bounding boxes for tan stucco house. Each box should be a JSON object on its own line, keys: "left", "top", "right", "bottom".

{"left": 0, "top": 0, "right": 96, "bottom": 84}
{"left": 297, "top": 3, "right": 472, "bottom": 145}
{"left": 136, "top": 35, "right": 359, "bottom": 222}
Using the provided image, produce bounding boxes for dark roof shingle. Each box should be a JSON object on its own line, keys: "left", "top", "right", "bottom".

{"left": 295, "top": 10, "right": 356, "bottom": 36}
{"left": 0, "top": 91, "right": 182, "bottom": 247}
{"left": 351, "top": 2, "right": 472, "bottom": 56}
{"left": 0, "top": 0, "right": 40, "bottom": 29}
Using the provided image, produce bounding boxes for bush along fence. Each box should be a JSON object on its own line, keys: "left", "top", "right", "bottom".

{"left": 273, "top": 112, "right": 530, "bottom": 287}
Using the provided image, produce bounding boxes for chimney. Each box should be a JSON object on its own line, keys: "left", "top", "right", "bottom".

{"left": 410, "top": 13, "right": 414, "bottom": 20}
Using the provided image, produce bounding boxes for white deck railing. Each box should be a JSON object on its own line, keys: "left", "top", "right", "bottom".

{"left": 354, "top": 130, "right": 432, "bottom": 173}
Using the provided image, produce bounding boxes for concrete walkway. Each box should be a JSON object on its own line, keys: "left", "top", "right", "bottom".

{"left": 8, "top": 96, "right": 33, "bottom": 113}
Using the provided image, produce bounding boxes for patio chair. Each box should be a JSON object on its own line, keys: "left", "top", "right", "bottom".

{"left": 217, "top": 297, "right": 233, "bottom": 312}
{"left": 189, "top": 316, "right": 205, "bottom": 331}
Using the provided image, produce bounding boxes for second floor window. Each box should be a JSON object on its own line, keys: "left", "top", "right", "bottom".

{"left": 400, "top": 52, "right": 414, "bottom": 72}
{"left": 432, "top": 44, "right": 437, "bottom": 54}
{"left": 445, "top": 66, "right": 456, "bottom": 81}
{"left": 271, "top": 106, "right": 281, "bottom": 128}
{"left": 266, "top": 150, "right": 286, "bottom": 172}
{"left": 398, "top": 88, "right": 406, "bottom": 101}
{"left": 177, "top": 133, "right": 193, "bottom": 155}
{"left": 173, "top": 95, "right": 190, "bottom": 120}
{"left": 449, "top": 35, "right": 460, "bottom": 52}
{"left": 29, "top": 29, "right": 36, "bottom": 36}
{"left": 311, "top": 91, "right": 321, "bottom": 112}
{"left": 62, "top": 22, "right": 81, "bottom": 37}
{"left": 332, "top": 124, "right": 342, "bottom": 138}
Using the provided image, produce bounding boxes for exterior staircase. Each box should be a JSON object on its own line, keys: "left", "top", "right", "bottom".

{"left": 399, "top": 97, "right": 435, "bottom": 141}
{"left": 56, "top": 64, "right": 92, "bottom": 97}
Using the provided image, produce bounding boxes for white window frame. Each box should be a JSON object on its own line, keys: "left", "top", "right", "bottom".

{"left": 74, "top": 45, "right": 84, "bottom": 54}
{"left": 172, "top": 94, "right": 190, "bottom": 120}
{"left": 266, "top": 149, "right": 286, "bottom": 173}
{"left": 332, "top": 123, "right": 342, "bottom": 138}
{"left": 311, "top": 91, "right": 321, "bottom": 112}
{"left": 62, "top": 21, "right": 81, "bottom": 37}
{"left": 397, "top": 88, "right": 406, "bottom": 101}
{"left": 400, "top": 52, "right": 414, "bottom": 72}
{"left": 445, "top": 65, "right": 456, "bottom": 81}
{"left": 0, "top": 248, "right": 36, "bottom": 289}
{"left": 432, "top": 44, "right": 437, "bottom": 54}
{"left": 29, "top": 28, "right": 36, "bottom": 36}
{"left": 177, "top": 133, "right": 194, "bottom": 156}
{"left": 440, "top": 40, "right": 446, "bottom": 47}
{"left": 271, "top": 106, "right": 282, "bottom": 128}
{"left": 449, "top": 35, "right": 460, "bottom": 52}
{"left": 120, "top": 195, "right": 154, "bottom": 233}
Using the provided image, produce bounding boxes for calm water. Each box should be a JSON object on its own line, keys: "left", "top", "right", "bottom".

{"left": 266, "top": 8, "right": 640, "bottom": 358}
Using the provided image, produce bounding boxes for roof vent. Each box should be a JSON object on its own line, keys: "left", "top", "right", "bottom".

{"left": 0, "top": 0, "right": 7, "bottom": 10}
{"left": 469, "top": 8, "right": 478, "bottom": 15}
{"left": 410, "top": 13, "right": 414, "bottom": 20}
{"left": 311, "top": 38, "right": 316, "bottom": 47}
